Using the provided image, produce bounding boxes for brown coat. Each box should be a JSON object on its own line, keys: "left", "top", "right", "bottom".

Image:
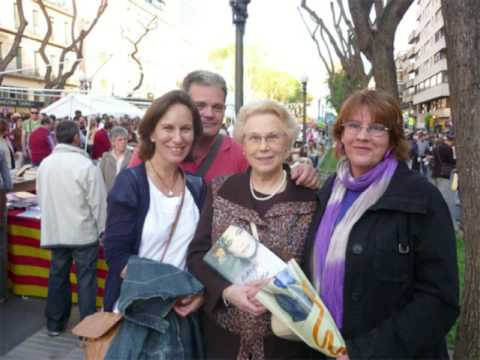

{"left": 187, "top": 168, "right": 317, "bottom": 360}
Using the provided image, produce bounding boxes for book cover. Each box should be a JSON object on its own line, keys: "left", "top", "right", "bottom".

{"left": 256, "top": 259, "right": 347, "bottom": 357}
{"left": 203, "top": 224, "right": 286, "bottom": 284}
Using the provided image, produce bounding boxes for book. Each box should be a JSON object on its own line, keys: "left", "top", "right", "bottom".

{"left": 256, "top": 259, "right": 346, "bottom": 357}
{"left": 203, "top": 224, "right": 286, "bottom": 284}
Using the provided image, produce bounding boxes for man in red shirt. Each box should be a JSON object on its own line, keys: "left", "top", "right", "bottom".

{"left": 29, "top": 117, "right": 54, "bottom": 166}
{"left": 92, "top": 119, "right": 112, "bottom": 160}
{"left": 130, "top": 70, "right": 317, "bottom": 186}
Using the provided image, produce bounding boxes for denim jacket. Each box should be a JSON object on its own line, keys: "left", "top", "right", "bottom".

{"left": 105, "top": 256, "right": 205, "bottom": 360}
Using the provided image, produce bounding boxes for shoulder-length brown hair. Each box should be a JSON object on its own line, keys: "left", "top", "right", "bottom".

{"left": 138, "top": 90, "right": 202, "bottom": 161}
{"left": 332, "top": 88, "right": 409, "bottom": 161}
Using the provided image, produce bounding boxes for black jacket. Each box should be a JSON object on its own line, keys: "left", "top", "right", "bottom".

{"left": 304, "top": 162, "right": 459, "bottom": 359}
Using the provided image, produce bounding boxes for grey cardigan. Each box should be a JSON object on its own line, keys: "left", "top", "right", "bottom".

{"left": 99, "top": 148, "right": 133, "bottom": 192}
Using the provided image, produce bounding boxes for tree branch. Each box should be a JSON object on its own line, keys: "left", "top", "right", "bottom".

{"left": 47, "top": 0, "right": 108, "bottom": 88}
{"left": 37, "top": 0, "right": 54, "bottom": 85}
{"left": 298, "top": 7, "right": 335, "bottom": 77}
{"left": 0, "top": 0, "right": 28, "bottom": 84}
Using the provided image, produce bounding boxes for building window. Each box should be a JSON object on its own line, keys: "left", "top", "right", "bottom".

{"left": 32, "top": 10, "right": 39, "bottom": 34}
{"left": 34, "top": 51, "right": 40, "bottom": 75}
{"left": 49, "top": 17, "right": 55, "bottom": 41}
{"left": 64, "top": 21, "right": 69, "bottom": 43}
{"left": 16, "top": 47, "right": 23, "bottom": 72}
{"left": 442, "top": 71, "right": 448, "bottom": 83}
{"left": 14, "top": 2, "right": 20, "bottom": 29}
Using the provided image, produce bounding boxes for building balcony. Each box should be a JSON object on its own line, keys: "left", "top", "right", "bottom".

{"left": 415, "top": 58, "right": 448, "bottom": 84}
{"left": 405, "top": 63, "right": 416, "bottom": 73}
{"left": 406, "top": 47, "right": 417, "bottom": 59}
{"left": 402, "top": 93, "right": 414, "bottom": 104}
{"left": 413, "top": 83, "right": 450, "bottom": 105}
{"left": 406, "top": 78, "right": 415, "bottom": 88}
{"left": 408, "top": 30, "right": 419, "bottom": 44}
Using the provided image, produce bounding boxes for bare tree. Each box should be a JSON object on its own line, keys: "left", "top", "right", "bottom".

{"left": 121, "top": 15, "right": 158, "bottom": 96}
{"left": 299, "top": 0, "right": 370, "bottom": 111}
{"left": 0, "top": 0, "right": 28, "bottom": 85}
{"left": 441, "top": 1, "right": 480, "bottom": 359}
{"left": 348, "top": 0, "right": 414, "bottom": 99}
{"left": 37, "top": 0, "right": 108, "bottom": 89}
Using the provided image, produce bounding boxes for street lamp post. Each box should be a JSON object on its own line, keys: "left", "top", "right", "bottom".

{"left": 300, "top": 75, "right": 308, "bottom": 144}
{"left": 230, "top": 0, "right": 250, "bottom": 114}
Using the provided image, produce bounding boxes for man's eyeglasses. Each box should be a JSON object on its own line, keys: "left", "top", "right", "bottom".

{"left": 244, "top": 132, "right": 287, "bottom": 146}
{"left": 194, "top": 102, "right": 225, "bottom": 114}
{"left": 343, "top": 121, "right": 389, "bottom": 138}
{"left": 30, "top": 111, "right": 39, "bottom": 115}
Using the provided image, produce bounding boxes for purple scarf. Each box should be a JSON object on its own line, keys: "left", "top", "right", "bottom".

{"left": 313, "top": 152, "right": 398, "bottom": 328}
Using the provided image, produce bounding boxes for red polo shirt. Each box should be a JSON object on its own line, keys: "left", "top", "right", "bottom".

{"left": 128, "top": 136, "right": 248, "bottom": 183}
{"left": 92, "top": 128, "right": 111, "bottom": 160}
{"left": 29, "top": 126, "right": 52, "bottom": 165}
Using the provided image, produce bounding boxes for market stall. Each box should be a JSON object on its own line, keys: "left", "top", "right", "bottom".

{"left": 7, "top": 208, "right": 107, "bottom": 307}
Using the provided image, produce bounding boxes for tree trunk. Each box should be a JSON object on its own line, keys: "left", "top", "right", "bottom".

{"left": 442, "top": 1, "right": 480, "bottom": 359}
{"left": 371, "top": 35, "right": 398, "bottom": 98}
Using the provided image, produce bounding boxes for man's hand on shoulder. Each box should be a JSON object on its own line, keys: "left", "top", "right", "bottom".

{"left": 290, "top": 162, "right": 319, "bottom": 189}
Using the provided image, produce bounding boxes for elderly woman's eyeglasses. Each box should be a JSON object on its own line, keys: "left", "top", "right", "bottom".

{"left": 244, "top": 132, "right": 287, "bottom": 146}
{"left": 343, "top": 121, "right": 389, "bottom": 138}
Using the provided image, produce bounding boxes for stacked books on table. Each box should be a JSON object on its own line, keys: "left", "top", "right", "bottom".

{"left": 7, "top": 191, "right": 38, "bottom": 209}
{"left": 203, "top": 224, "right": 346, "bottom": 357}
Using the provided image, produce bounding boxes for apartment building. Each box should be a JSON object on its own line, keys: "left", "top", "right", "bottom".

{"left": 0, "top": 0, "right": 81, "bottom": 113}
{"left": 407, "top": 0, "right": 450, "bottom": 128}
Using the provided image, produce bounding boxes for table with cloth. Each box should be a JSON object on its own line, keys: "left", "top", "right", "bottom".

{"left": 7, "top": 209, "right": 107, "bottom": 307}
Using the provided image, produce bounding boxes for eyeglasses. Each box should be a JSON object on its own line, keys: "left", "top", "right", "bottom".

{"left": 194, "top": 102, "right": 225, "bottom": 115}
{"left": 343, "top": 121, "right": 389, "bottom": 138}
{"left": 30, "top": 111, "right": 39, "bottom": 115}
{"left": 244, "top": 132, "right": 287, "bottom": 146}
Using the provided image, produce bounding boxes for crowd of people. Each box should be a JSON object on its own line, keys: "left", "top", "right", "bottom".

{"left": 0, "top": 69, "right": 460, "bottom": 359}
{"left": 406, "top": 129, "right": 460, "bottom": 229}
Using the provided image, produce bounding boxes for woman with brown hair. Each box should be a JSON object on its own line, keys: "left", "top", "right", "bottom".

{"left": 103, "top": 90, "right": 205, "bottom": 314}
{"left": 305, "top": 89, "right": 459, "bottom": 359}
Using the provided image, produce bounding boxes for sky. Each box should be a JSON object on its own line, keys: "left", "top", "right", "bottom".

{"left": 182, "top": 0, "right": 418, "bottom": 102}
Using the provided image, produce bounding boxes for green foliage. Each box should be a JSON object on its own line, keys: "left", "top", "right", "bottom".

{"left": 326, "top": 70, "right": 364, "bottom": 113}
{"left": 208, "top": 45, "right": 306, "bottom": 104}
{"left": 424, "top": 112, "right": 433, "bottom": 131}
{"left": 448, "top": 235, "right": 465, "bottom": 349}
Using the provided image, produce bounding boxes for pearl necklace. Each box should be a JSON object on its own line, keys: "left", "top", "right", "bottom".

{"left": 249, "top": 170, "right": 287, "bottom": 201}
{"left": 148, "top": 161, "right": 178, "bottom": 197}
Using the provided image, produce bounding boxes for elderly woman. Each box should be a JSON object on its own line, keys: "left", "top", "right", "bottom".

{"left": 305, "top": 89, "right": 459, "bottom": 359}
{"left": 99, "top": 126, "right": 133, "bottom": 192}
{"left": 187, "top": 100, "right": 317, "bottom": 359}
{"left": 103, "top": 91, "right": 206, "bottom": 358}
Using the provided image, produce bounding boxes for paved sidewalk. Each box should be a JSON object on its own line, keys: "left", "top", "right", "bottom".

{"left": 0, "top": 294, "right": 84, "bottom": 360}
{"left": 1, "top": 328, "right": 83, "bottom": 360}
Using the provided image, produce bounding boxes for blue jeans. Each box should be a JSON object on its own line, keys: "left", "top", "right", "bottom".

{"left": 45, "top": 244, "right": 98, "bottom": 331}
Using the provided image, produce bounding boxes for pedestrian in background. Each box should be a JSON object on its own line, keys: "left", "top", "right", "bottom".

{"left": 98, "top": 126, "right": 133, "bottom": 192}
{"left": 37, "top": 121, "right": 107, "bottom": 337}
{"left": 305, "top": 89, "right": 459, "bottom": 359}
{"left": 432, "top": 133, "right": 457, "bottom": 229}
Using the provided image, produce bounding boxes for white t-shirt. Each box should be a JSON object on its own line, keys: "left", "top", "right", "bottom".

{"left": 138, "top": 177, "right": 200, "bottom": 270}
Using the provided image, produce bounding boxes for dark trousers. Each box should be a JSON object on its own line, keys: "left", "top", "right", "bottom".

{"left": 45, "top": 244, "right": 98, "bottom": 331}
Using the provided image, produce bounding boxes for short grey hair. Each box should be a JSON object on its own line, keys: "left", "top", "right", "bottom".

{"left": 110, "top": 126, "right": 128, "bottom": 141}
{"left": 182, "top": 70, "right": 227, "bottom": 100}
{"left": 234, "top": 100, "right": 299, "bottom": 148}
